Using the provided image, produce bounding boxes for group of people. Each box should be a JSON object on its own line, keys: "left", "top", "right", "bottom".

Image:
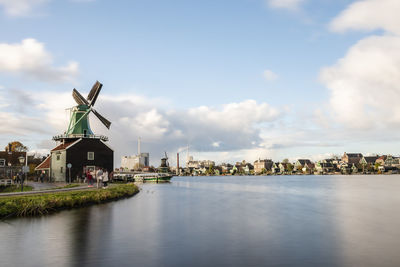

{"left": 11, "top": 172, "right": 24, "bottom": 184}
{"left": 85, "top": 168, "right": 110, "bottom": 188}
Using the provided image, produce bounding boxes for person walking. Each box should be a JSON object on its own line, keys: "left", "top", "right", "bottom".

{"left": 87, "top": 170, "right": 93, "bottom": 187}
{"left": 102, "top": 169, "right": 109, "bottom": 188}
{"left": 96, "top": 168, "right": 103, "bottom": 189}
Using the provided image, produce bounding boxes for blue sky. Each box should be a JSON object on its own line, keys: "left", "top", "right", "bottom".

{"left": 1, "top": 0, "right": 400, "bottom": 166}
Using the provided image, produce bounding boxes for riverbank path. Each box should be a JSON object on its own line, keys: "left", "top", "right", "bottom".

{"left": 0, "top": 182, "right": 92, "bottom": 197}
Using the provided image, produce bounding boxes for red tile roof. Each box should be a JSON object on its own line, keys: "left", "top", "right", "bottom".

{"left": 51, "top": 141, "right": 75, "bottom": 152}
{"left": 35, "top": 156, "right": 51, "bottom": 170}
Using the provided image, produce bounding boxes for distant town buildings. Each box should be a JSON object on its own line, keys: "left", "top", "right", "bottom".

{"left": 174, "top": 152, "right": 400, "bottom": 176}
{"left": 121, "top": 138, "right": 150, "bottom": 171}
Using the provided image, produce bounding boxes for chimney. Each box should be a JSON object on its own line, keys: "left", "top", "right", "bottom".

{"left": 177, "top": 153, "right": 180, "bottom": 175}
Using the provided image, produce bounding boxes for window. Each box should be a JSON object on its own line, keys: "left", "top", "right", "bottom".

{"left": 0, "top": 159, "right": 5, "bottom": 167}
{"left": 88, "top": 152, "right": 94, "bottom": 160}
{"left": 60, "top": 167, "right": 63, "bottom": 173}
{"left": 56, "top": 155, "right": 61, "bottom": 161}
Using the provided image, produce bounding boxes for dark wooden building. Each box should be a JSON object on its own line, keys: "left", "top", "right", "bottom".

{"left": 50, "top": 138, "right": 113, "bottom": 182}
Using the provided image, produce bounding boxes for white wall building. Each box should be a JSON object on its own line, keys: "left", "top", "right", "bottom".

{"left": 121, "top": 153, "right": 149, "bottom": 170}
{"left": 120, "top": 137, "right": 149, "bottom": 170}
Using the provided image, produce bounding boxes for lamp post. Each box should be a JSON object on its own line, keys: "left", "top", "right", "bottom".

{"left": 7, "top": 162, "right": 11, "bottom": 180}
{"left": 18, "top": 156, "right": 25, "bottom": 192}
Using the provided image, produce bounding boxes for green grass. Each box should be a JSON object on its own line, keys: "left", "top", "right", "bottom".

{"left": 0, "top": 184, "right": 139, "bottom": 219}
{"left": 0, "top": 185, "right": 33, "bottom": 193}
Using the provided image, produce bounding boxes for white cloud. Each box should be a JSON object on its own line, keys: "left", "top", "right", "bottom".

{"left": 212, "top": 141, "right": 221, "bottom": 148}
{"left": 0, "top": 0, "right": 48, "bottom": 16}
{"left": 330, "top": 0, "right": 400, "bottom": 35}
{"left": 263, "top": 69, "right": 278, "bottom": 81}
{"left": 0, "top": 39, "right": 79, "bottom": 83}
{"left": 322, "top": 0, "right": 400, "bottom": 130}
{"left": 320, "top": 35, "right": 400, "bottom": 129}
{"left": 266, "top": 0, "right": 304, "bottom": 10}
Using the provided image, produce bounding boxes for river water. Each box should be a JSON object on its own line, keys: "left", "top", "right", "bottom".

{"left": 1, "top": 175, "right": 400, "bottom": 267}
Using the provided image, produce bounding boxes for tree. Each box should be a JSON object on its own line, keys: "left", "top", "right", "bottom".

{"left": 207, "top": 164, "right": 214, "bottom": 175}
{"left": 5, "top": 141, "right": 28, "bottom": 152}
{"left": 287, "top": 163, "right": 294, "bottom": 173}
{"left": 374, "top": 162, "right": 381, "bottom": 171}
{"left": 282, "top": 158, "right": 290, "bottom": 164}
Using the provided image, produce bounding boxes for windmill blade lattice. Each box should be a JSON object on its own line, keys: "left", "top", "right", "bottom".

{"left": 92, "top": 108, "right": 111, "bottom": 129}
{"left": 72, "top": 89, "right": 89, "bottom": 106}
{"left": 87, "top": 81, "right": 103, "bottom": 106}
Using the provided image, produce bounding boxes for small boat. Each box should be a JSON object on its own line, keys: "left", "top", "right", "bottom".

{"left": 133, "top": 173, "right": 173, "bottom": 182}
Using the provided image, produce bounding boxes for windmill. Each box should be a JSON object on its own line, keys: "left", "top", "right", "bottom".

{"left": 54, "top": 81, "right": 111, "bottom": 142}
{"left": 47, "top": 80, "right": 114, "bottom": 183}
{"left": 159, "top": 151, "right": 170, "bottom": 173}
{"left": 160, "top": 152, "right": 169, "bottom": 167}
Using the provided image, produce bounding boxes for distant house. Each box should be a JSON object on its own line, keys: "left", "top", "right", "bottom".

{"left": 230, "top": 165, "right": 238, "bottom": 175}
{"left": 0, "top": 150, "right": 27, "bottom": 178}
{"left": 342, "top": 153, "right": 363, "bottom": 164}
{"left": 324, "top": 158, "right": 340, "bottom": 165}
{"left": 303, "top": 162, "right": 315, "bottom": 174}
{"left": 359, "top": 156, "right": 379, "bottom": 172}
{"left": 340, "top": 163, "right": 358, "bottom": 174}
{"left": 375, "top": 155, "right": 387, "bottom": 167}
{"left": 278, "top": 163, "right": 290, "bottom": 174}
{"left": 221, "top": 163, "right": 233, "bottom": 174}
{"left": 315, "top": 161, "right": 335, "bottom": 174}
{"left": 243, "top": 164, "right": 251, "bottom": 175}
{"left": 294, "top": 159, "right": 312, "bottom": 173}
{"left": 384, "top": 155, "right": 400, "bottom": 168}
{"left": 254, "top": 159, "right": 273, "bottom": 174}
{"left": 294, "top": 159, "right": 312, "bottom": 168}
{"left": 272, "top": 162, "right": 281, "bottom": 174}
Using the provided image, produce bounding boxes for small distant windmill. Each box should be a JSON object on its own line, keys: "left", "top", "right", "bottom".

{"left": 159, "top": 151, "right": 170, "bottom": 173}
{"left": 54, "top": 81, "right": 111, "bottom": 142}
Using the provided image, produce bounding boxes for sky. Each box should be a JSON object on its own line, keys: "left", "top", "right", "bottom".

{"left": 1, "top": 0, "right": 400, "bottom": 167}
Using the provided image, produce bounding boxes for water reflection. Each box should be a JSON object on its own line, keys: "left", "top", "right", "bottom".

{"left": 1, "top": 176, "right": 400, "bottom": 267}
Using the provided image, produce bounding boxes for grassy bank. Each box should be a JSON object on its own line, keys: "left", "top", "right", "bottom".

{"left": 0, "top": 184, "right": 139, "bottom": 219}
{"left": 0, "top": 185, "right": 33, "bottom": 193}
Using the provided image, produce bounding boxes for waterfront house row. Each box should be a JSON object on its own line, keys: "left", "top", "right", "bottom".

{"left": 181, "top": 152, "right": 400, "bottom": 176}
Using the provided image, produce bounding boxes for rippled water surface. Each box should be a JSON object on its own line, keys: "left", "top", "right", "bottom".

{"left": 1, "top": 175, "right": 400, "bottom": 267}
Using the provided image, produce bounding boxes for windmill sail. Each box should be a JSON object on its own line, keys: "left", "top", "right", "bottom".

{"left": 92, "top": 108, "right": 111, "bottom": 129}
{"left": 72, "top": 89, "right": 89, "bottom": 105}
{"left": 87, "top": 81, "right": 103, "bottom": 106}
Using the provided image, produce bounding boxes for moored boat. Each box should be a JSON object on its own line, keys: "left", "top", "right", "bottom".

{"left": 133, "top": 173, "right": 173, "bottom": 182}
